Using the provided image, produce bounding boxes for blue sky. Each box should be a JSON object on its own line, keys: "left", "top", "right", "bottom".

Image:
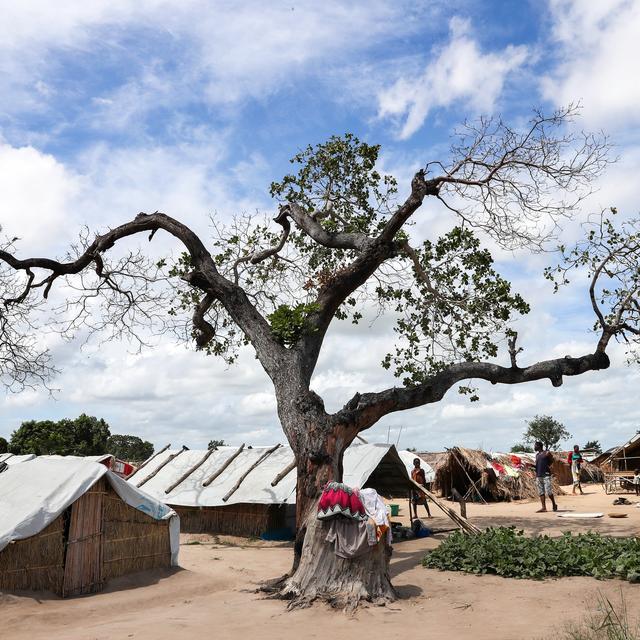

{"left": 1, "top": 0, "right": 640, "bottom": 453}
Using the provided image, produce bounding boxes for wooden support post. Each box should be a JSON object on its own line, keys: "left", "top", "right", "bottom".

{"left": 136, "top": 446, "right": 187, "bottom": 488}
{"left": 222, "top": 444, "right": 281, "bottom": 502}
{"left": 127, "top": 444, "right": 170, "bottom": 480}
{"left": 164, "top": 447, "right": 217, "bottom": 494}
{"left": 409, "top": 478, "right": 480, "bottom": 535}
{"left": 202, "top": 444, "right": 245, "bottom": 487}
{"left": 271, "top": 458, "right": 296, "bottom": 487}
{"left": 451, "top": 488, "right": 467, "bottom": 519}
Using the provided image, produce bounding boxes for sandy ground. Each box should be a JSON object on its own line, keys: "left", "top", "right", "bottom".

{"left": 2, "top": 484, "right": 640, "bottom": 640}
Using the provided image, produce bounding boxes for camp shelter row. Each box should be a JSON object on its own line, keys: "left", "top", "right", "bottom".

{"left": 129, "top": 443, "right": 416, "bottom": 538}
{"left": 0, "top": 458, "right": 179, "bottom": 597}
{"left": 412, "top": 447, "right": 603, "bottom": 502}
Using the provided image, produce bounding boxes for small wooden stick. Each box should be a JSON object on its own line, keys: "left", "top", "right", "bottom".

{"left": 164, "top": 447, "right": 216, "bottom": 494}
{"left": 222, "top": 444, "right": 281, "bottom": 502}
{"left": 127, "top": 444, "right": 170, "bottom": 480}
{"left": 271, "top": 458, "right": 297, "bottom": 487}
{"left": 136, "top": 446, "right": 187, "bottom": 487}
{"left": 202, "top": 444, "right": 245, "bottom": 487}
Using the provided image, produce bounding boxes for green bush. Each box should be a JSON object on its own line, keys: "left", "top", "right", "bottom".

{"left": 423, "top": 527, "right": 640, "bottom": 582}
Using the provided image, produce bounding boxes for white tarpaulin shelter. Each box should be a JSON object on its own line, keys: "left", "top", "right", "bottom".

{"left": 131, "top": 442, "right": 411, "bottom": 507}
{"left": 0, "top": 458, "right": 179, "bottom": 562}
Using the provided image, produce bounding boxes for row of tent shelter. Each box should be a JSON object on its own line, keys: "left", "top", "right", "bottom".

{"left": 0, "top": 443, "right": 425, "bottom": 597}
{"left": 5, "top": 433, "right": 630, "bottom": 599}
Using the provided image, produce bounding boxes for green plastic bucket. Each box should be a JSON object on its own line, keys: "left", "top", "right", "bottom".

{"left": 389, "top": 504, "right": 400, "bottom": 517}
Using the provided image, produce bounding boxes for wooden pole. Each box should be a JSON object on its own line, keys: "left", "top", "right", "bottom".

{"left": 451, "top": 488, "right": 467, "bottom": 519}
{"left": 202, "top": 444, "right": 245, "bottom": 487}
{"left": 409, "top": 478, "right": 480, "bottom": 535}
{"left": 164, "top": 447, "right": 217, "bottom": 494}
{"left": 222, "top": 444, "right": 281, "bottom": 502}
{"left": 127, "top": 444, "right": 170, "bottom": 480}
{"left": 271, "top": 458, "right": 296, "bottom": 487}
{"left": 136, "top": 446, "right": 187, "bottom": 488}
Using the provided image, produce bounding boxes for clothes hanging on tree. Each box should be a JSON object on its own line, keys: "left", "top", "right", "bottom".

{"left": 317, "top": 482, "right": 367, "bottom": 521}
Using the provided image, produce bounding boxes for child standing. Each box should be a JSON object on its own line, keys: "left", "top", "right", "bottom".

{"left": 634, "top": 468, "right": 640, "bottom": 497}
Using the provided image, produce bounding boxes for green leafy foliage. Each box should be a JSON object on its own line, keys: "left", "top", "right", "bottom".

{"left": 106, "top": 434, "right": 154, "bottom": 461}
{"left": 524, "top": 414, "right": 571, "bottom": 450}
{"left": 267, "top": 303, "right": 320, "bottom": 347}
{"left": 0, "top": 436, "right": 7, "bottom": 454}
{"left": 208, "top": 439, "right": 225, "bottom": 449}
{"left": 9, "top": 414, "right": 110, "bottom": 456}
{"left": 510, "top": 442, "right": 534, "bottom": 453}
{"left": 270, "top": 133, "right": 397, "bottom": 236}
{"left": 584, "top": 440, "right": 603, "bottom": 454}
{"left": 379, "top": 226, "right": 530, "bottom": 386}
{"left": 423, "top": 527, "right": 640, "bottom": 582}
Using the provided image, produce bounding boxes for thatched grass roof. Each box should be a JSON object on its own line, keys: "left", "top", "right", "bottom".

{"left": 433, "top": 447, "right": 566, "bottom": 502}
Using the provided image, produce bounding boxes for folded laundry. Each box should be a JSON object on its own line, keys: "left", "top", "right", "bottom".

{"left": 317, "top": 481, "right": 367, "bottom": 521}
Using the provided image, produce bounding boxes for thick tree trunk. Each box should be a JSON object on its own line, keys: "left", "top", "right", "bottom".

{"left": 279, "top": 509, "right": 395, "bottom": 611}
{"left": 266, "top": 404, "right": 396, "bottom": 610}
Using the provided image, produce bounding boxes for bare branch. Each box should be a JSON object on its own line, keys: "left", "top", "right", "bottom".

{"left": 338, "top": 349, "right": 610, "bottom": 433}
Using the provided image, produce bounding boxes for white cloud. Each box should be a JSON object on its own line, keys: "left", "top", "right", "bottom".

{"left": 0, "top": 143, "right": 82, "bottom": 253}
{"left": 542, "top": 0, "right": 640, "bottom": 130}
{"left": 378, "top": 17, "right": 528, "bottom": 139}
{"left": 0, "top": 0, "right": 427, "bottom": 128}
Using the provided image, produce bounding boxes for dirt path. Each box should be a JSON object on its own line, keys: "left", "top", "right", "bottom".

{"left": 2, "top": 485, "right": 639, "bottom": 640}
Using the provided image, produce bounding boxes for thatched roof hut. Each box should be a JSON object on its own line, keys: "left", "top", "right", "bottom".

{"left": 433, "top": 448, "right": 565, "bottom": 502}
{"left": 130, "top": 443, "right": 413, "bottom": 538}
{"left": 0, "top": 458, "right": 179, "bottom": 597}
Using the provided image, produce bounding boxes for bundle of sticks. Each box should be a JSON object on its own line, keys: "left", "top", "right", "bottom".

{"left": 409, "top": 478, "right": 481, "bottom": 535}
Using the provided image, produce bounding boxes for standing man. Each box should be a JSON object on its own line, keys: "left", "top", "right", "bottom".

{"left": 534, "top": 441, "right": 558, "bottom": 513}
{"left": 411, "top": 457, "right": 432, "bottom": 519}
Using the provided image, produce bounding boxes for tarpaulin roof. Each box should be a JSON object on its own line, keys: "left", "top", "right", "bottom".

{"left": 130, "top": 443, "right": 411, "bottom": 507}
{"left": 0, "top": 458, "right": 179, "bottom": 564}
{"left": 0, "top": 453, "right": 36, "bottom": 466}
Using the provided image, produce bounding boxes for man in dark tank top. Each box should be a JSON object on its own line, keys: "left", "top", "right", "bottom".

{"left": 534, "top": 441, "right": 558, "bottom": 513}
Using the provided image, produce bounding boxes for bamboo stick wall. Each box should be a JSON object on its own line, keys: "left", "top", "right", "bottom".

{"left": 175, "top": 503, "right": 287, "bottom": 537}
{"left": 102, "top": 482, "right": 171, "bottom": 580}
{"left": 0, "top": 516, "right": 66, "bottom": 593}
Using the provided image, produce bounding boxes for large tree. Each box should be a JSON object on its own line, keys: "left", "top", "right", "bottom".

{"left": 523, "top": 415, "right": 571, "bottom": 451}
{"left": 106, "top": 434, "right": 154, "bottom": 462}
{"left": 9, "top": 414, "right": 110, "bottom": 455}
{"left": 1, "top": 107, "right": 639, "bottom": 608}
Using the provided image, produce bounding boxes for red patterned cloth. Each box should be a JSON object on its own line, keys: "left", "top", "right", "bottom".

{"left": 491, "top": 461, "right": 506, "bottom": 475}
{"left": 317, "top": 482, "right": 367, "bottom": 521}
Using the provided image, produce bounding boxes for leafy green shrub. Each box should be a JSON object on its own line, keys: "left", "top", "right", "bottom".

{"left": 423, "top": 527, "right": 640, "bottom": 582}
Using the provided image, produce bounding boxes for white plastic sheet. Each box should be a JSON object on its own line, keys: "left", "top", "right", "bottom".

{"left": 133, "top": 443, "right": 410, "bottom": 508}
{"left": 0, "top": 458, "right": 179, "bottom": 565}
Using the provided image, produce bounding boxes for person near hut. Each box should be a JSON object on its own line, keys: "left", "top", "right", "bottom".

{"left": 634, "top": 469, "right": 640, "bottom": 497}
{"left": 534, "top": 441, "right": 558, "bottom": 513}
{"left": 411, "top": 458, "right": 432, "bottom": 519}
{"left": 567, "top": 445, "right": 584, "bottom": 495}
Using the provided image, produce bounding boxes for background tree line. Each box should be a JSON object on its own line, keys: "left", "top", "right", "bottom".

{"left": 0, "top": 414, "right": 154, "bottom": 462}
